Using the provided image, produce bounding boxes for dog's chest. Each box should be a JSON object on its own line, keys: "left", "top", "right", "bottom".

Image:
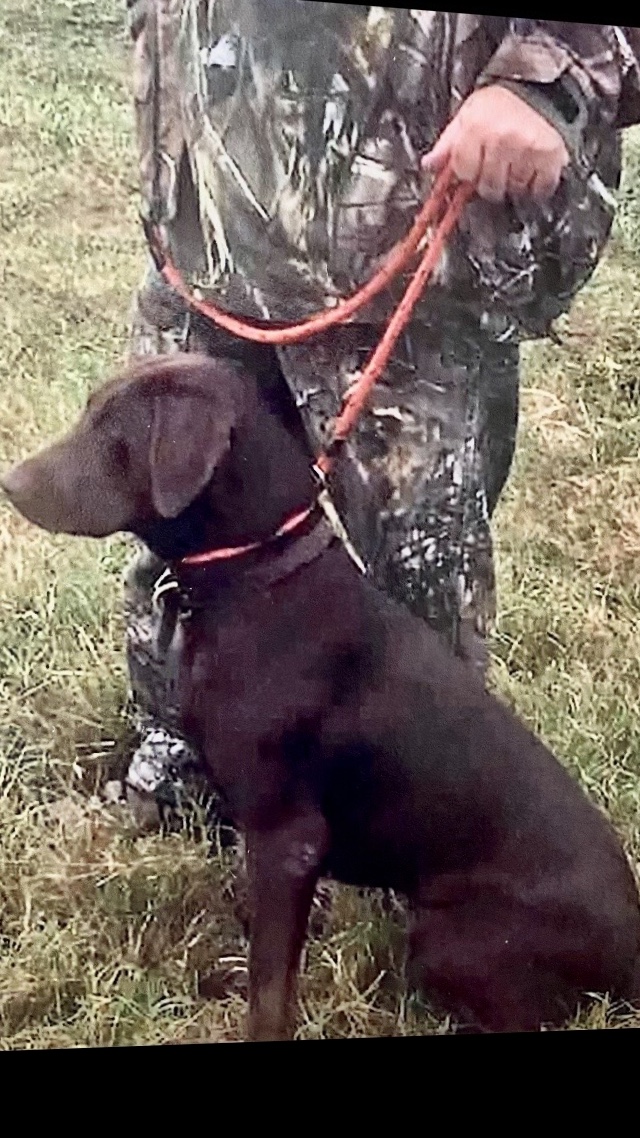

{"left": 175, "top": 609, "right": 309, "bottom": 746}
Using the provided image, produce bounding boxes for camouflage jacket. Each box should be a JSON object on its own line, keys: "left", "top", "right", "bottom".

{"left": 127, "top": 5, "right": 640, "bottom": 341}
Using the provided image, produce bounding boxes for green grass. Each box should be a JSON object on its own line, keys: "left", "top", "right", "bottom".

{"left": 1, "top": 0, "right": 640, "bottom": 1046}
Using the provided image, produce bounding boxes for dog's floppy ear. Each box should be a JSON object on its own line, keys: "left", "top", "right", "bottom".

{"left": 149, "top": 382, "right": 240, "bottom": 519}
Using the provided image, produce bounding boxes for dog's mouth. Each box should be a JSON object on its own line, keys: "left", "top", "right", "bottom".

{"left": 1, "top": 460, "right": 110, "bottom": 538}
{"left": 2, "top": 461, "right": 45, "bottom": 521}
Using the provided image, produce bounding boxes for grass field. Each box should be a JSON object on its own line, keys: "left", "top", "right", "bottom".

{"left": 2, "top": 0, "right": 640, "bottom": 1047}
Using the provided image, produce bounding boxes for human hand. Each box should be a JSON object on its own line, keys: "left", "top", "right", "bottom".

{"left": 422, "top": 85, "right": 570, "bottom": 204}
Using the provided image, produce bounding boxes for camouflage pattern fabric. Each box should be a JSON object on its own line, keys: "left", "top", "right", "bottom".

{"left": 121, "top": 6, "right": 640, "bottom": 823}
{"left": 130, "top": 6, "right": 635, "bottom": 335}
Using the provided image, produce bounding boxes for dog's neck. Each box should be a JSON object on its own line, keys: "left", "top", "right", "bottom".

{"left": 135, "top": 395, "right": 318, "bottom": 566}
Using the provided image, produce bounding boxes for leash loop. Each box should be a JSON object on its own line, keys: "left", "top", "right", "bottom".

{"left": 144, "top": 165, "right": 473, "bottom": 473}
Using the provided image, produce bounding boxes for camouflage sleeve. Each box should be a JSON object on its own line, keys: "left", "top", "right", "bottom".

{"left": 124, "top": 0, "right": 185, "bottom": 227}
{"left": 616, "top": 27, "right": 640, "bottom": 129}
{"left": 477, "top": 22, "right": 640, "bottom": 169}
{"left": 123, "top": 2, "right": 193, "bottom": 359}
{"left": 125, "top": 0, "right": 145, "bottom": 39}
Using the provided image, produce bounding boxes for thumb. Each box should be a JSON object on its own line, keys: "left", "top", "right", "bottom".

{"left": 421, "top": 124, "right": 454, "bottom": 171}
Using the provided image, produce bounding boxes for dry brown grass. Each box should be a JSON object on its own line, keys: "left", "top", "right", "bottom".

{"left": 1, "top": 0, "right": 640, "bottom": 1046}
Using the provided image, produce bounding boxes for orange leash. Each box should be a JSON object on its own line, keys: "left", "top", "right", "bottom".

{"left": 144, "top": 164, "right": 474, "bottom": 478}
{"left": 315, "top": 177, "right": 473, "bottom": 474}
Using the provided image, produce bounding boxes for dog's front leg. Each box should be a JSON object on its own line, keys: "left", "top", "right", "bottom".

{"left": 246, "top": 811, "right": 329, "bottom": 1042}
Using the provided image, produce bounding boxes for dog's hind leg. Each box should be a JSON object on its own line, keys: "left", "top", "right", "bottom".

{"left": 405, "top": 902, "right": 584, "bottom": 1034}
{"left": 245, "top": 811, "right": 330, "bottom": 1042}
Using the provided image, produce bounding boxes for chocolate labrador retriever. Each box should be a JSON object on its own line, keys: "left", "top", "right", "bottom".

{"left": 3, "top": 354, "right": 640, "bottom": 1039}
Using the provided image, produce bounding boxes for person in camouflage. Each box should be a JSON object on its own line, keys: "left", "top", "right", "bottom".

{"left": 121, "top": 4, "right": 640, "bottom": 830}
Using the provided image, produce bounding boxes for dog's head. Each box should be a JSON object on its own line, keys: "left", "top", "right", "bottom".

{"left": 1, "top": 355, "right": 249, "bottom": 540}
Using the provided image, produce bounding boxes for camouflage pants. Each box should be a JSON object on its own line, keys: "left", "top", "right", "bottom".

{"left": 123, "top": 262, "right": 520, "bottom": 824}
